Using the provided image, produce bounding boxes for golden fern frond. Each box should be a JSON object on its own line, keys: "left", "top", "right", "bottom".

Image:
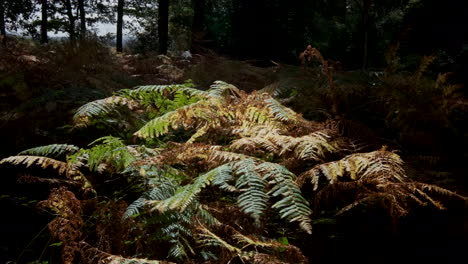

{"left": 1, "top": 155, "right": 71, "bottom": 175}
{"left": 73, "top": 96, "right": 140, "bottom": 127}
{"left": 231, "top": 124, "right": 282, "bottom": 138}
{"left": 196, "top": 224, "right": 241, "bottom": 253}
{"left": 19, "top": 144, "right": 79, "bottom": 158}
{"left": 414, "top": 55, "right": 436, "bottom": 80}
{"left": 79, "top": 241, "right": 175, "bottom": 264}
{"left": 299, "top": 149, "right": 405, "bottom": 191}
{"left": 231, "top": 129, "right": 343, "bottom": 162}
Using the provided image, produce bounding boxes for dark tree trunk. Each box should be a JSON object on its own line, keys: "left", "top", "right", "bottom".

{"left": 41, "top": 0, "right": 48, "bottom": 44}
{"left": 116, "top": 0, "right": 124, "bottom": 52}
{"left": 362, "top": 0, "right": 372, "bottom": 70}
{"left": 191, "top": 0, "right": 205, "bottom": 52}
{"left": 64, "top": 0, "right": 76, "bottom": 42}
{"left": 78, "top": 0, "right": 86, "bottom": 38}
{"left": 0, "top": 0, "right": 6, "bottom": 44}
{"left": 158, "top": 0, "right": 169, "bottom": 54}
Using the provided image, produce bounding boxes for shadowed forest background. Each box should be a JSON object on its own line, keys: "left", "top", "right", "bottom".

{"left": 1, "top": 0, "right": 468, "bottom": 263}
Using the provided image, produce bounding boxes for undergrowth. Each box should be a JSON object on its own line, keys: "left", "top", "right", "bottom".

{"left": 1, "top": 74, "right": 466, "bottom": 263}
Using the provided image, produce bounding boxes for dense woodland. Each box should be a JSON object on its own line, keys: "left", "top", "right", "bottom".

{"left": 1, "top": 0, "right": 468, "bottom": 263}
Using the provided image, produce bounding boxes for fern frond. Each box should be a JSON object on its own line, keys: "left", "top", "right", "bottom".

{"left": 231, "top": 129, "right": 342, "bottom": 162}
{"left": 233, "top": 159, "right": 269, "bottom": 225}
{"left": 257, "top": 162, "right": 312, "bottom": 233}
{"left": 73, "top": 136, "right": 136, "bottom": 172}
{"left": 73, "top": 96, "right": 139, "bottom": 127}
{"left": 207, "top": 80, "right": 242, "bottom": 99}
{"left": 79, "top": 241, "right": 174, "bottom": 264}
{"left": 124, "top": 179, "right": 178, "bottom": 219}
{"left": 131, "top": 83, "right": 207, "bottom": 98}
{"left": 299, "top": 149, "right": 405, "bottom": 191}
{"left": 196, "top": 224, "right": 241, "bottom": 253}
{"left": 135, "top": 111, "right": 173, "bottom": 138}
{"left": 211, "top": 164, "right": 236, "bottom": 192}
{"left": 1, "top": 155, "right": 71, "bottom": 175}
{"left": 148, "top": 166, "right": 221, "bottom": 212}
{"left": 197, "top": 205, "right": 222, "bottom": 226}
{"left": 264, "top": 97, "right": 298, "bottom": 122}
{"left": 134, "top": 100, "right": 213, "bottom": 139}
{"left": 19, "top": 144, "right": 79, "bottom": 158}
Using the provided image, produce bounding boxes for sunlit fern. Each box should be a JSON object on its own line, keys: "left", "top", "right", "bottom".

{"left": 19, "top": 144, "right": 79, "bottom": 159}
{"left": 145, "top": 158, "right": 312, "bottom": 233}
{"left": 231, "top": 129, "right": 345, "bottom": 162}
{"left": 1, "top": 155, "right": 72, "bottom": 175}
{"left": 79, "top": 241, "right": 175, "bottom": 264}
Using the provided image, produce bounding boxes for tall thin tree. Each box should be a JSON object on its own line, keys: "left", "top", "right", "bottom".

{"left": 41, "top": 0, "right": 48, "bottom": 44}
{"left": 0, "top": 0, "right": 6, "bottom": 44}
{"left": 116, "top": 0, "right": 124, "bottom": 52}
{"left": 64, "top": 0, "right": 76, "bottom": 41}
{"left": 158, "top": 0, "right": 168, "bottom": 54}
{"left": 78, "top": 0, "right": 86, "bottom": 38}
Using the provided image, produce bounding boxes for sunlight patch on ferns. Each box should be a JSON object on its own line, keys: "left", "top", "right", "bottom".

{"left": 231, "top": 129, "right": 343, "bottom": 162}
{"left": 79, "top": 241, "right": 174, "bottom": 264}
{"left": 1, "top": 155, "right": 71, "bottom": 175}
{"left": 299, "top": 148, "right": 405, "bottom": 191}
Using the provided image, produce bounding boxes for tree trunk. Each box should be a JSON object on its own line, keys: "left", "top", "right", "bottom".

{"left": 191, "top": 0, "right": 205, "bottom": 52}
{"left": 158, "top": 0, "right": 169, "bottom": 54}
{"left": 362, "top": 0, "right": 372, "bottom": 70}
{"left": 78, "top": 0, "right": 86, "bottom": 38}
{"left": 116, "top": 0, "right": 124, "bottom": 52}
{"left": 0, "top": 0, "right": 6, "bottom": 44}
{"left": 64, "top": 0, "right": 76, "bottom": 42}
{"left": 41, "top": 0, "right": 48, "bottom": 44}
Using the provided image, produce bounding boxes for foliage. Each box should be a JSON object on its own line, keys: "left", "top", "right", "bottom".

{"left": 1, "top": 79, "right": 465, "bottom": 263}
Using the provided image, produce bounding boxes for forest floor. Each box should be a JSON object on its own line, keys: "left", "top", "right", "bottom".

{"left": 1, "top": 38, "right": 467, "bottom": 263}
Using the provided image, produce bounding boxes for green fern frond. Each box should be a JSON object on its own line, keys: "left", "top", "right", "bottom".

{"left": 264, "top": 97, "right": 298, "bottom": 122}
{"left": 135, "top": 100, "right": 211, "bottom": 139}
{"left": 131, "top": 83, "right": 207, "bottom": 98}
{"left": 135, "top": 111, "right": 173, "bottom": 138}
{"left": 257, "top": 162, "right": 312, "bottom": 234}
{"left": 211, "top": 164, "right": 236, "bottom": 192}
{"left": 148, "top": 166, "right": 221, "bottom": 212}
{"left": 19, "top": 144, "right": 79, "bottom": 158}
{"left": 233, "top": 159, "right": 269, "bottom": 225}
{"left": 73, "top": 96, "right": 139, "bottom": 127}
{"left": 69, "top": 136, "right": 136, "bottom": 172}
{"left": 124, "top": 179, "right": 178, "bottom": 219}
{"left": 197, "top": 205, "right": 222, "bottom": 226}
{"left": 207, "top": 80, "right": 242, "bottom": 99}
